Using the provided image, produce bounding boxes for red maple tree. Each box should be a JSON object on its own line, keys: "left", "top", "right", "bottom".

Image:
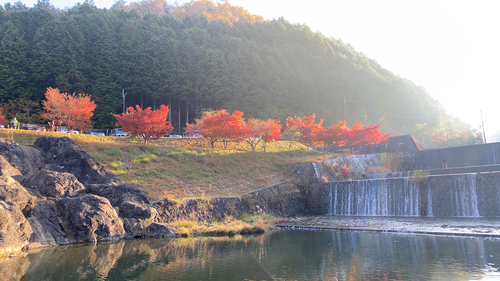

{"left": 260, "top": 119, "right": 282, "bottom": 152}
{"left": 343, "top": 122, "right": 389, "bottom": 146}
{"left": 114, "top": 104, "right": 173, "bottom": 144}
{"left": 67, "top": 94, "right": 97, "bottom": 132}
{"left": 243, "top": 118, "right": 282, "bottom": 152}
{"left": 285, "top": 113, "right": 321, "bottom": 147}
{"left": 311, "top": 120, "right": 348, "bottom": 152}
{"left": 186, "top": 110, "right": 246, "bottom": 149}
{"left": 42, "top": 87, "right": 96, "bottom": 132}
{"left": 0, "top": 107, "right": 7, "bottom": 126}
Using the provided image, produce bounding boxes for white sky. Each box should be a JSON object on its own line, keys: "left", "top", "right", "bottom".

{"left": 3, "top": 0, "right": 500, "bottom": 140}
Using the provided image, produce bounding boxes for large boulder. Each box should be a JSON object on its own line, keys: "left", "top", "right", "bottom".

{"left": 0, "top": 139, "right": 45, "bottom": 184}
{"left": 86, "top": 183, "right": 151, "bottom": 219}
{"left": 27, "top": 170, "right": 85, "bottom": 198}
{"left": 0, "top": 176, "right": 35, "bottom": 217}
{"left": 0, "top": 156, "right": 22, "bottom": 180}
{"left": 27, "top": 200, "right": 71, "bottom": 246}
{"left": 56, "top": 194, "right": 126, "bottom": 243}
{"left": 0, "top": 201, "right": 33, "bottom": 256}
{"left": 33, "top": 137, "right": 120, "bottom": 186}
{"left": 122, "top": 217, "right": 174, "bottom": 238}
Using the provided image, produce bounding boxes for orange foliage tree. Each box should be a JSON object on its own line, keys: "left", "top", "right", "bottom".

{"left": 0, "top": 107, "right": 7, "bottom": 126}
{"left": 114, "top": 105, "right": 173, "bottom": 145}
{"left": 311, "top": 121, "right": 348, "bottom": 152}
{"left": 42, "top": 87, "right": 96, "bottom": 132}
{"left": 187, "top": 109, "right": 245, "bottom": 149}
{"left": 173, "top": 0, "right": 264, "bottom": 25}
{"left": 243, "top": 118, "right": 282, "bottom": 152}
{"left": 260, "top": 119, "right": 282, "bottom": 152}
{"left": 343, "top": 122, "right": 389, "bottom": 147}
{"left": 285, "top": 113, "right": 321, "bottom": 147}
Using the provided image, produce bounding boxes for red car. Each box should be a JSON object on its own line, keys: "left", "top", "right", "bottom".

{"left": 23, "top": 124, "right": 47, "bottom": 132}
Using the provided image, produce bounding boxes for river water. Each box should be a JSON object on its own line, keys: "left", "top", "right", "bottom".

{"left": 3, "top": 229, "right": 500, "bottom": 280}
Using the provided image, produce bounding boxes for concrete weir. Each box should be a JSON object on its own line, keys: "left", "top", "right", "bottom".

{"left": 280, "top": 171, "right": 500, "bottom": 236}
{"left": 328, "top": 173, "right": 481, "bottom": 217}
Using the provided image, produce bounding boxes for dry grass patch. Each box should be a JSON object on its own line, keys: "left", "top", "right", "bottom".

{"left": 171, "top": 214, "right": 279, "bottom": 237}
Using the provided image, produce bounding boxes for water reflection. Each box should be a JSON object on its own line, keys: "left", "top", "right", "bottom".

{"left": 3, "top": 230, "right": 500, "bottom": 280}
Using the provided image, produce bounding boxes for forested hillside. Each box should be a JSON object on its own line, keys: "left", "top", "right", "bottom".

{"left": 0, "top": 0, "right": 480, "bottom": 144}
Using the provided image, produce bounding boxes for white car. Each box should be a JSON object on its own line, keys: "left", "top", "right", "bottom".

{"left": 110, "top": 128, "right": 128, "bottom": 137}
{"left": 59, "top": 127, "right": 79, "bottom": 134}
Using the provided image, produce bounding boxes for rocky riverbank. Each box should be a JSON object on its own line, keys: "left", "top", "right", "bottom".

{"left": 0, "top": 136, "right": 313, "bottom": 256}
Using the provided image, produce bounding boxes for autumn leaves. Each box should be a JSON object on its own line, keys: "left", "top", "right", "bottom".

{"left": 286, "top": 113, "right": 389, "bottom": 152}
{"left": 184, "top": 111, "right": 389, "bottom": 151}
{"left": 185, "top": 110, "right": 282, "bottom": 150}
{"left": 42, "top": 87, "right": 96, "bottom": 132}
{"left": 114, "top": 105, "right": 173, "bottom": 145}
{"left": 42, "top": 87, "right": 388, "bottom": 150}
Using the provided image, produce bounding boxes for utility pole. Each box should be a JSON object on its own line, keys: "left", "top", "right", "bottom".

{"left": 122, "top": 88, "right": 128, "bottom": 114}
{"left": 344, "top": 97, "right": 348, "bottom": 121}
{"left": 481, "top": 111, "right": 487, "bottom": 143}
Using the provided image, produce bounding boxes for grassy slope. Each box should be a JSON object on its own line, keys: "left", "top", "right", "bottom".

{"left": 0, "top": 129, "right": 324, "bottom": 201}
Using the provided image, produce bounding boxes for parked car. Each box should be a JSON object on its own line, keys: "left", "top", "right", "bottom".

{"left": 87, "top": 131, "right": 105, "bottom": 136}
{"left": 110, "top": 128, "right": 128, "bottom": 137}
{"left": 23, "top": 124, "right": 46, "bottom": 132}
{"left": 168, "top": 134, "right": 183, "bottom": 138}
{"left": 58, "top": 127, "right": 79, "bottom": 134}
{"left": 183, "top": 132, "right": 203, "bottom": 138}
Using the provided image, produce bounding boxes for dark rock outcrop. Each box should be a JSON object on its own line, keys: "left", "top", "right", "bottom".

{"left": 0, "top": 139, "right": 45, "bottom": 183}
{"left": 56, "top": 194, "right": 125, "bottom": 243}
{"left": 0, "top": 201, "right": 33, "bottom": 256}
{"left": 0, "top": 136, "right": 179, "bottom": 256}
{"left": 28, "top": 170, "right": 85, "bottom": 198}
{"left": 87, "top": 183, "right": 149, "bottom": 208}
{"left": 27, "top": 200, "right": 71, "bottom": 246}
{"left": 0, "top": 176, "right": 35, "bottom": 217}
{"left": 0, "top": 136, "right": 307, "bottom": 256}
{"left": 33, "top": 137, "right": 119, "bottom": 185}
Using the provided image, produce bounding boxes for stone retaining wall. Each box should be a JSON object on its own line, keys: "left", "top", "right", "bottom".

{"left": 153, "top": 181, "right": 308, "bottom": 223}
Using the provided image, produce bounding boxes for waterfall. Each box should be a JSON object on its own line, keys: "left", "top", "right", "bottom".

{"left": 328, "top": 177, "right": 420, "bottom": 216}
{"left": 312, "top": 162, "right": 321, "bottom": 181}
{"left": 427, "top": 182, "right": 433, "bottom": 217}
{"left": 449, "top": 174, "right": 479, "bottom": 217}
{"left": 328, "top": 173, "right": 480, "bottom": 217}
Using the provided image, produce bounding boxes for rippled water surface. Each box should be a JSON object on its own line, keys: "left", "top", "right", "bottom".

{"left": 4, "top": 230, "right": 500, "bottom": 280}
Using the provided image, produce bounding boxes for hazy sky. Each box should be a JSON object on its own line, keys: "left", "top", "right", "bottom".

{"left": 3, "top": 0, "right": 500, "bottom": 140}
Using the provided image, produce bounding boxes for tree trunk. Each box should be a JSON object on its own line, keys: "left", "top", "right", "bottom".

{"left": 178, "top": 98, "right": 181, "bottom": 132}
{"left": 186, "top": 102, "right": 189, "bottom": 128}
{"left": 168, "top": 96, "right": 172, "bottom": 123}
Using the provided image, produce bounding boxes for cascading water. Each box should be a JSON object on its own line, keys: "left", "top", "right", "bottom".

{"left": 328, "top": 173, "right": 481, "bottom": 217}
{"left": 328, "top": 178, "right": 420, "bottom": 216}
{"left": 312, "top": 162, "right": 321, "bottom": 181}
{"left": 448, "top": 173, "right": 479, "bottom": 217}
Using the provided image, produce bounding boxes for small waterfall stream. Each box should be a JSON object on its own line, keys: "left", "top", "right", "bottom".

{"left": 328, "top": 174, "right": 481, "bottom": 217}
